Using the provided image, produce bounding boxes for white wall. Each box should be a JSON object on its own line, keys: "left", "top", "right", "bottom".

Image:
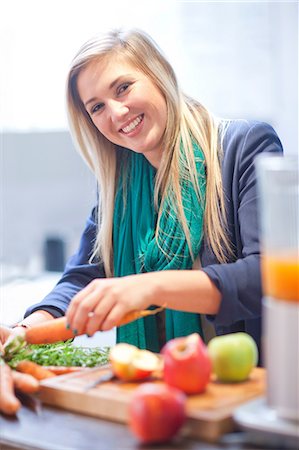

{"left": 1, "top": 131, "right": 95, "bottom": 273}
{"left": 1, "top": 1, "right": 298, "bottom": 272}
{"left": 175, "top": 2, "right": 298, "bottom": 155}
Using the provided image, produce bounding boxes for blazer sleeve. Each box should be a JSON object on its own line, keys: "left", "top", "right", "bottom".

{"left": 201, "top": 121, "right": 283, "bottom": 328}
{"left": 24, "top": 206, "right": 105, "bottom": 318}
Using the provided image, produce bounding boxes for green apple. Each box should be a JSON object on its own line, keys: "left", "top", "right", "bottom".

{"left": 207, "top": 333, "right": 258, "bottom": 382}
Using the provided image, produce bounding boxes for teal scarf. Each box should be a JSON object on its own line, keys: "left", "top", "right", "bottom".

{"left": 113, "top": 144, "right": 206, "bottom": 353}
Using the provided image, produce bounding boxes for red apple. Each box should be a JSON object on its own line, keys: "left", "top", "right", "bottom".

{"left": 162, "top": 333, "right": 211, "bottom": 394}
{"left": 109, "top": 343, "right": 161, "bottom": 381}
{"left": 129, "top": 382, "right": 186, "bottom": 444}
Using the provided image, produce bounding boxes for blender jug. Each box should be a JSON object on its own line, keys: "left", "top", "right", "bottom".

{"left": 256, "top": 154, "right": 299, "bottom": 421}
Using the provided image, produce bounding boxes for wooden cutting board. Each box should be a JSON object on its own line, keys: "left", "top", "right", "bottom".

{"left": 39, "top": 366, "right": 265, "bottom": 442}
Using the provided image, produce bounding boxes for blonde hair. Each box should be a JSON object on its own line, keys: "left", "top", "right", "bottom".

{"left": 66, "top": 28, "right": 231, "bottom": 277}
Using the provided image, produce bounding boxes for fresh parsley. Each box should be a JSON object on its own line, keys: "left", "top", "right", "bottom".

{"left": 7, "top": 340, "right": 110, "bottom": 368}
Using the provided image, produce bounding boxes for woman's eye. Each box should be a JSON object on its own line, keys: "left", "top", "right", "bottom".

{"left": 117, "top": 82, "right": 131, "bottom": 95}
{"left": 91, "top": 103, "right": 104, "bottom": 114}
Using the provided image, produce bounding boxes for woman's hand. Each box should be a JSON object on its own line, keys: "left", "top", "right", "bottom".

{"left": 66, "top": 274, "right": 157, "bottom": 337}
{"left": 0, "top": 325, "right": 12, "bottom": 354}
{"left": 0, "top": 326, "right": 13, "bottom": 350}
{"left": 0, "top": 325, "right": 25, "bottom": 355}
{"left": 1, "top": 311, "right": 55, "bottom": 354}
{"left": 65, "top": 270, "right": 221, "bottom": 337}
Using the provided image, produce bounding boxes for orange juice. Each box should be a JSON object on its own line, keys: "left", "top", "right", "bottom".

{"left": 261, "top": 254, "right": 299, "bottom": 302}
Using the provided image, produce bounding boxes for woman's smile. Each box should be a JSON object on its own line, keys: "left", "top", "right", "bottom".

{"left": 119, "top": 113, "right": 144, "bottom": 135}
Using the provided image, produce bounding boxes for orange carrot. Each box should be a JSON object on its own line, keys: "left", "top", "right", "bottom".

{"left": 0, "top": 361, "right": 21, "bottom": 415}
{"left": 25, "top": 317, "right": 75, "bottom": 344}
{"left": 16, "top": 360, "right": 56, "bottom": 380}
{"left": 12, "top": 370, "right": 40, "bottom": 394}
{"left": 42, "top": 366, "right": 87, "bottom": 375}
{"left": 24, "top": 305, "right": 166, "bottom": 345}
{"left": 117, "top": 305, "right": 166, "bottom": 326}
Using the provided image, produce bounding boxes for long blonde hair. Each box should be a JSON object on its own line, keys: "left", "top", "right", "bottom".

{"left": 66, "top": 28, "right": 231, "bottom": 277}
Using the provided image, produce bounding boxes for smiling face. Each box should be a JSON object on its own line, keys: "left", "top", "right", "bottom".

{"left": 77, "top": 55, "right": 168, "bottom": 168}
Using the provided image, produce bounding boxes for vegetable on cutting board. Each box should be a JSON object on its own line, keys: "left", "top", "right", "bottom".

{"left": 11, "top": 370, "right": 40, "bottom": 394}
{"left": 6, "top": 340, "right": 110, "bottom": 369}
{"left": 16, "top": 360, "right": 56, "bottom": 380}
{"left": 1, "top": 335, "right": 110, "bottom": 415}
{"left": 0, "top": 360, "right": 21, "bottom": 415}
{"left": 24, "top": 305, "right": 165, "bottom": 344}
{"left": 41, "top": 366, "right": 88, "bottom": 375}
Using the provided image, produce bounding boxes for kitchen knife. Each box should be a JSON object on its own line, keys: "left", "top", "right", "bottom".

{"left": 83, "top": 369, "right": 115, "bottom": 392}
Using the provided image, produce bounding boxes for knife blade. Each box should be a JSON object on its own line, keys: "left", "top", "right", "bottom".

{"left": 83, "top": 369, "right": 115, "bottom": 392}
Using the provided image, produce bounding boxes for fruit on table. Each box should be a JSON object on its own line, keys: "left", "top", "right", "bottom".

{"left": 109, "top": 343, "right": 161, "bottom": 381}
{"left": 162, "top": 333, "right": 211, "bottom": 394}
{"left": 129, "top": 382, "right": 186, "bottom": 444}
{"left": 208, "top": 332, "right": 258, "bottom": 382}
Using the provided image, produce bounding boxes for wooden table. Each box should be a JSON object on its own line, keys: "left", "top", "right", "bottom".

{"left": 0, "top": 402, "right": 274, "bottom": 450}
{"left": 1, "top": 368, "right": 292, "bottom": 449}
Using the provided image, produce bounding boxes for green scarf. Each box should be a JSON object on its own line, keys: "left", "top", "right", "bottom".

{"left": 113, "top": 143, "right": 206, "bottom": 353}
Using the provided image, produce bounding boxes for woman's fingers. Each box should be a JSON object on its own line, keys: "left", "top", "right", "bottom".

{"left": 99, "top": 303, "right": 127, "bottom": 331}
{"left": 66, "top": 281, "right": 96, "bottom": 325}
{"left": 0, "top": 325, "right": 12, "bottom": 345}
{"left": 68, "top": 291, "right": 104, "bottom": 336}
{"left": 86, "top": 299, "right": 127, "bottom": 335}
{"left": 1, "top": 326, "right": 25, "bottom": 351}
{"left": 66, "top": 274, "right": 154, "bottom": 336}
{"left": 67, "top": 279, "right": 118, "bottom": 335}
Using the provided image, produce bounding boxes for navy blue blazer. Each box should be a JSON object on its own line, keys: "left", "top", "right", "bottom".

{"left": 25, "top": 120, "right": 283, "bottom": 361}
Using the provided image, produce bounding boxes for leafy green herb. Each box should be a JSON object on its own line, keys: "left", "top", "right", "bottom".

{"left": 4, "top": 335, "right": 27, "bottom": 361}
{"left": 7, "top": 340, "right": 110, "bottom": 368}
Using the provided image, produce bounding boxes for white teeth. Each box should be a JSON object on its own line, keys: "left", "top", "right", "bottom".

{"left": 122, "top": 115, "right": 142, "bottom": 133}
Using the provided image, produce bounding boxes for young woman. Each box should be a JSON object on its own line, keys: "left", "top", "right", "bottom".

{"left": 5, "top": 29, "right": 283, "bottom": 359}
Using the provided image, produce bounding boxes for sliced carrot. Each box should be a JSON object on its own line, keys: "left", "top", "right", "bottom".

{"left": 12, "top": 370, "right": 40, "bottom": 394}
{"left": 16, "top": 360, "right": 56, "bottom": 380}
{"left": 0, "top": 361, "right": 21, "bottom": 415}
{"left": 25, "top": 317, "right": 75, "bottom": 344}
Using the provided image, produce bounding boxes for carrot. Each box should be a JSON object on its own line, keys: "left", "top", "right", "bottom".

{"left": 25, "top": 317, "right": 75, "bottom": 344}
{"left": 42, "top": 366, "right": 87, "bottom": 375}
{"left": 16, "top": 360, "right": 56, "bottom": 380}
{"left": 23, "top": 305, "right": 166, "bottom": 345}
{"left": 117, "top": 305, "right": 166, "bottom": 326}
{"left": 0, "top": 360, "right": 21, "bottom": 415}
{"left": 12, "top": 370, "right": 40, "bottom": 394}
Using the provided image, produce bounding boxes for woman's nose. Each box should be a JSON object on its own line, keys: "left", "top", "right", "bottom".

{"left": 108, "top": 101, "right": 129, "bottom": 122}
